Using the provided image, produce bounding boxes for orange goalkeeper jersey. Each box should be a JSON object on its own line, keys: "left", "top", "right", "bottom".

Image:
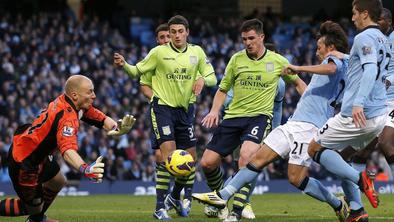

{"left": 12, "top": 94, "right": 107, "bottom": 164}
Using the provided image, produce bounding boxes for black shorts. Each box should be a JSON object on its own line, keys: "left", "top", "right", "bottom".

{"left": 150, "top": 97, "right": 196, "bottom": 149}
{"left": 207, "top": 115, "right": 271, "bottom": 157}
{"left": 8, "top": 146, "right": 60, "bottom": 205}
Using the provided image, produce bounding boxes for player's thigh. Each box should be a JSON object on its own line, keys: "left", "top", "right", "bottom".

{"left": 8, "top": 159, "right": 43, "bottom": 211}
{"left": 250, "top": 143, "right": 281, "bottom": 169}
{"left": 314, "top": 114, "right": 385, "bottom": 151}
{"left": 150, "top": 98, "right": 176, "bottom": 145}
{"left": 240, "top": 115, "right": 272, "bottom": 144}
{"left": 285, "top": 122, "right": 316, "bottom": 168}
{"left": 174, "top": 105, "right": 197, "bottom": 150}
{"left": 206, "top": 119, "right": 243, "bottom": 157}
{"left": 378, "top": 126, "right": 394, "bottom": 156}
{"left": 40, "top": 155, "right": 61, "bottom": 183}
{"left": 287, "top": 164, "right": 309, "bottom": 187}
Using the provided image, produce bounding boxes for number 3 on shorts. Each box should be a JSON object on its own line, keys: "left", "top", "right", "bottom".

{"left": 251, "top": 126, "right": 259, "bottom": 136}
{"left": 319, "top": 124, "right": 328, "bottom": 134}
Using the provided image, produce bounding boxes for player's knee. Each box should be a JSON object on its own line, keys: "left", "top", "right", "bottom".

{"left": 288, "top": 173, "right": 303, "bottom": 188}
{"left": 25, "top": 199, "right": 44, "bottom": 215}
{"left": 45, "top": 173, "right": 67, "bottom": 192}
{"left": 200, "top": 157, "right": 220, "bottom": 172}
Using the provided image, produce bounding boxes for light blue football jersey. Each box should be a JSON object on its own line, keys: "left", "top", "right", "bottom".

{"left": 385, "top": 31, "right": 394, "bottom": 101}
{"left": 290, "top": 56, "right": 347, "bottom": 128}
{"left": 341, "top": 27, "right": 389, "bottom": 118}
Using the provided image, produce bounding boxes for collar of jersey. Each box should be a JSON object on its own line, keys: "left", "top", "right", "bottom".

{"left": 359, "top": 25, "right": 380, "bottom": 33}
{"left": 170, "top": 42, "right": 188, "bottom": 53}
{"left": 246, "top": 48, "right": 267, "bottom": 61}
{"left": 63, "top": 94, "right": 79, "bottom": 113}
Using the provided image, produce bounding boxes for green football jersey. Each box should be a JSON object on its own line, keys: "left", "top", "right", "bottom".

{"left": 220, "top": 49, "right": 298, "bottom": 119}
{"left": 136, "top": 42, "right": 214, "bottom": 109}
{"left": 139, "top": 71, "right": 197, "bottom": 103}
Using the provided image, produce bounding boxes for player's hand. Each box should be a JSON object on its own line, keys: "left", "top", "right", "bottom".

{"left": 193, "top": 77, "right": 205, "bottom": 96}
{"left": 107, "top": 114, "right": 136, "bottom": 136}
{"left": 201, "top": 111, "right": 219, "bottom": 128}
{"left": 80, "top": 156, "right": 105, "bottom": 183}
{"left": 327, "top": 50, "right": 345, "bottom": 59}
{"left": 352, "top": 106, "right": 366, "bottom": 128}
{"left": 282, "top": 64, "right": 299, "bottom": 75}
{"left": 114, "top": 53, "right": 126, "bottom": 67}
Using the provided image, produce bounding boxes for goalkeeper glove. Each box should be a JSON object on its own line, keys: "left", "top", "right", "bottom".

{"left": 107, "top": 114, "right": 136, "bottom": 136}
{"left": 79, "top": 156, "right": 105, "bottom": 183}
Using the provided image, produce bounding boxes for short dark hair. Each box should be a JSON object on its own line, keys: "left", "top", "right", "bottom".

{"left": 317, "top": 21, "right": 349, "bottom": 53}
{"left": 155, "top": 24, "right": 169, "bottom": 36}
{"left": 240, "top": 19, "right": 264, "bottom": 34}
{"left": 168, "top": 15, "right": 189, "bottom": 30}
{"left": 352, "top": 0, "right": 382, "bottom": 22}
{"left": 381, "top": 8, "right": 392, "bottom": 21}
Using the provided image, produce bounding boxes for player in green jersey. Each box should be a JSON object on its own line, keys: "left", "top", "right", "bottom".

{"left": 198, "top": 19, "right": 306, "bottom": 222}
{"left": 114, "top": 15, "right": 217, "bottom": 220}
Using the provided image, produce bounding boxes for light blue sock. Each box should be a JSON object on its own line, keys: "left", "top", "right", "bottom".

{"left": 341, "top": 179, "right": 363, "bottom": 210}
{"left": 319, "top": 149, "right": 360, "bottom": 183}
{"left": 302, "top": 177, "right": 341, "bottom": 209}
{"left": 223, "top": 175, "right": 233, "bottom": 187}
{"left": 219, "top": 167, "right": 259, "bottom": 201}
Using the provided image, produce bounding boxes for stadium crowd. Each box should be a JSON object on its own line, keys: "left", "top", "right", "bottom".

{"left": 0, "top": 9, "right": 391, "bottom": 184}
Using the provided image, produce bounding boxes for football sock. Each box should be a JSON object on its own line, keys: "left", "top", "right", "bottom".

{"left": 204, "top": 167, "right": 224, "bottom": 191}
{"left": 233, "top": 183, "right": 252, "bottom": 215}
{"left": 298, "top": 177, "right": 341, "bottom": 209}
{"left": 219, "top": 163, "right": 261, "bottom": 201}
{"left": 0, "top": 198, "right": 28, "bottom": 216}
{"left": 315, "top": 149, "right": 360, "bottom": 183}
{"left": 183, "top": 170, "right": 195, "bottom": 201}
{"left": 341, "top": 179, "right": 363, "bottom": 210}
{"left": 156, "top": 162, "right": 171, "bottom": 210}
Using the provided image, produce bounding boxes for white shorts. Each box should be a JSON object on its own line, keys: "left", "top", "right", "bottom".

{"left": 314, "top": 113, "right": 386, "bottom": 151}
{"left": 385, "top": 101, "right": 394, "bottom": 128}
{"left": 264, "top": 121, "right": 316, "bottom": 167}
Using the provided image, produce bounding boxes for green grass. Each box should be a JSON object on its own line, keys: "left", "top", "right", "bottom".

{"left": 2, "top": 194, "right": 394, "bottom": 221}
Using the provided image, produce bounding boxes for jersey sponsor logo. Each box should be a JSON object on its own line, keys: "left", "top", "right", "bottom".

{"left": 266, "top": 62, "right": 274, "bottom": 72}
{"left": 362, "top": 46, "right": 372, "bottom": 55}
{"left": 163, "top": 57, "right": 175, "bottom": 60}
{"left": 190, "top": 56, "right": 197, "bottom": 65}
{"left": 162, "top": 125, "right": 171, "bottom": 136}
{"left": 239, "top": 79, "right": 269, "bottom": 89}
{"left": 62, "top": 126, "right": 75, "bottom": 137}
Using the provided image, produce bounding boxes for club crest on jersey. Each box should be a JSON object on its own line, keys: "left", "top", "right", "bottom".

{"left": 362, "top": 46, "right": 372, "bottom": 55}
{"left": 62, "top": 126, "right": 74, "bottom": 137}
{"left": 266, "top": 62, "right": 274, "bottom": 72}
{"left": 162, "top": 125, "right": 171, "bottom": 136}
{"left": 190, "top": 56, "right": 197, "bottom": 65}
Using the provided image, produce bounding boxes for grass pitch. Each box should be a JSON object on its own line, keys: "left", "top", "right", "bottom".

{"left": 2, "top": 194, "right": 394, "bottom": 221}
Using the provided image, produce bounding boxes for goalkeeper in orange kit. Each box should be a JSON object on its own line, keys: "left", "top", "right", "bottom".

{"left": 0, "top": 75, "right": 135, "bottom": 222}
